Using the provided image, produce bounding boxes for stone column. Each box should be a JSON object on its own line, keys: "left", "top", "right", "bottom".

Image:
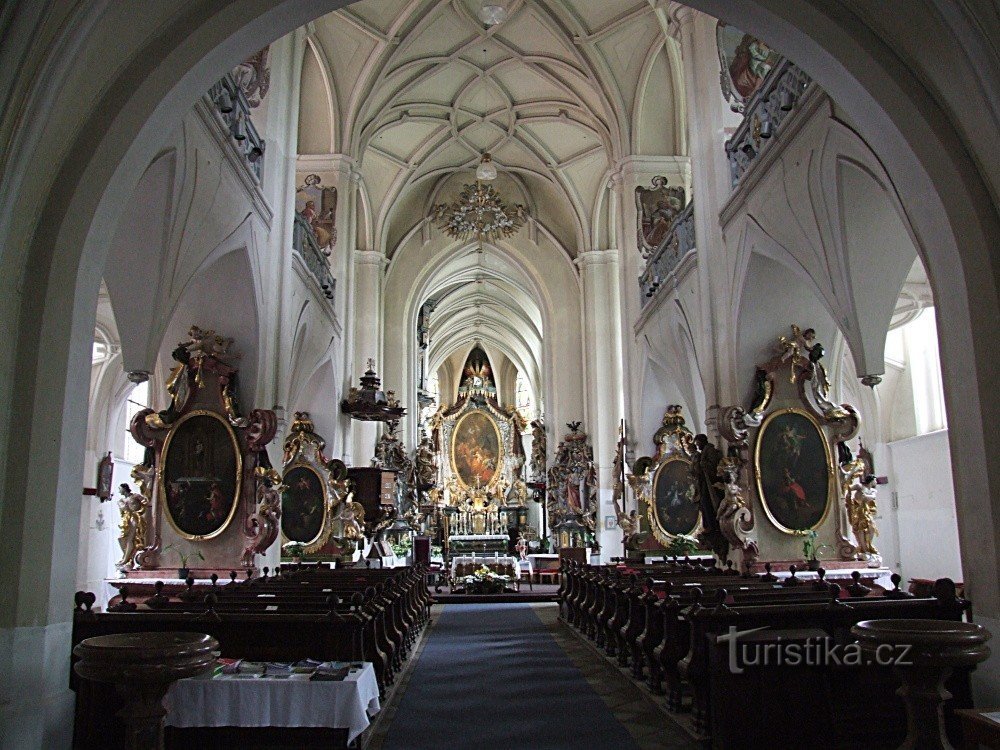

{"left": 576, "top": 249, "right": 625, "bottom": 561}
{"left": 671, "top": 4, "right": 739, "bottom": 415}
{"left": 350, "top": 249, "right": 386, "bottom": 465}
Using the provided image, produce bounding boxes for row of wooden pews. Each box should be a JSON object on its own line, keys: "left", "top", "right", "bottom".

{"left": 71, "top": 564, "right": 431, "bottom": 747}
{"left": 559, "top": 559, "right": 975, "bottom": 749}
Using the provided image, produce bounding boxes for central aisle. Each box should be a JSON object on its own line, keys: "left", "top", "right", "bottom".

{"left": 381, "top": 603, "right": 641, "bottom": 749}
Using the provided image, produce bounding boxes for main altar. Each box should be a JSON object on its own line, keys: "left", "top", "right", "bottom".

{"left": 428, "top": 346, "right": 530, "bottom": 558}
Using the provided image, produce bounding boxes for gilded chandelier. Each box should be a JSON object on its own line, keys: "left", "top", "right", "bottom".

{"left": 431, "top": 155, "right": 527, "bottom": 244}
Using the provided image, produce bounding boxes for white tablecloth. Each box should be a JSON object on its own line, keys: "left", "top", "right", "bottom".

{"left": 165, "top": 662, "right": 380, "bottom": 743}
{"left": 451, "top": 555, "right": 522, "bottom": 579}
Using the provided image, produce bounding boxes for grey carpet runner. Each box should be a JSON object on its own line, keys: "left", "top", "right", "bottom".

{"left": 383, "top": 603, "right": 640, "bottom": 750}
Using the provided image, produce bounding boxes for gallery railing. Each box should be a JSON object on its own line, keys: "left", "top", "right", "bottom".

{"left": 207, "top": 73, "right": 266, "bottom": 182}
{"left": 725, "top": 58, "right": 813, "bottom": 187}
{"left": 638, "top": 201, "right": 695, "bottom": 305}
{"left": 293, "top": 212, "right": 337, "bottom": 302}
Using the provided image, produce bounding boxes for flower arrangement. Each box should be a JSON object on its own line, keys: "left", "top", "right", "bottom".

{"left": 282, "top": 542, "right": 306, "bottom": 560}
{"left": 460, "top": 565, "right": 513, "bottom": 594}
{"left": 389, "top": 535, "right": 412, "bottom": 559}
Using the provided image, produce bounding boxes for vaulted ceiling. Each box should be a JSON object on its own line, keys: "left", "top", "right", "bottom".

{"left": 298, "top": 0, "right": 684, "bottom": 259}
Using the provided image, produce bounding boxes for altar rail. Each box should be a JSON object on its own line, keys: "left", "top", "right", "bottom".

{"left": 206, "top": 72, "right": 265, "bottom": 182}
{"left": 294, "top": 211, "right": 337, "bottom": 301}
{"left": 725, "top": 58, "right": 813, "bottom": 187}
{"left": 638, "top": 201, "right": 695, "bottom": 306}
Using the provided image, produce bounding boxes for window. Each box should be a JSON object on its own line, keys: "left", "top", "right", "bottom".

{"left": 885, "top": 307, "right": 947, "bottom": 435}
{"left": 121, "top": 381, "right": 149, "bottom": 465}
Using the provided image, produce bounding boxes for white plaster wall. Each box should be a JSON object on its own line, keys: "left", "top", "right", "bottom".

{"left": 886, "top": 430, "right": 963, "bottom": 583}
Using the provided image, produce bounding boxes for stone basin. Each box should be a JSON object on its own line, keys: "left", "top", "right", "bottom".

{"left": 73, "top": 631, "right": 219, "bottom": 684}
{"left": 852, "top": 619, "right": 991, "bottom": 668}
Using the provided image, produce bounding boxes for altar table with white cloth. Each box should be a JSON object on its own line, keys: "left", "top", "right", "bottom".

{"left": 165, "top": 662, "right": 380, "bottom": 744}
{"left": 450, "top": 554, "right": 526, "bottom": 579}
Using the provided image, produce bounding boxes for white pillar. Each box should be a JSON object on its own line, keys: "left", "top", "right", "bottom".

{"left": 350, "top": 249, "right": 385, "bottom": 465}
{"left": 672, "top": 4, "right": 737, "bottom": 414}
{"left": 577, "top": 249, "right": 625, "bottom": 560}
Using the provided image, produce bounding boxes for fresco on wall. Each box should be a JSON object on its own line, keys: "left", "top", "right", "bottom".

{"left": 635, "top": 176, "right": 686, "bottom": 256}
{"left": 716, "top": 23, "right": 781, "bottom": 108}
{"left": 281, "top": 466, "right": 325, "bottom": 544}
{"left": 755, "top": 408, "right": 832, "bottom": 532}
{"left": 451, "top": 410, "right": 502, "bottom": 489}
{"left": 652, "top": 457, "right": 700, "bottom": 537}
{"left": 162, "top": 413, "right": 240, "bottom": 539}
{"left": 296, "top": 174, "right": 337, "bottom": 250}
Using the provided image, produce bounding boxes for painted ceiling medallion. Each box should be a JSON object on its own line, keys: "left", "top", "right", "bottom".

{"left": 432, "top": 157, "right": 527, "bottom": 245}
{"left": 479, "top": 3, "right": 507, "bottom": 27}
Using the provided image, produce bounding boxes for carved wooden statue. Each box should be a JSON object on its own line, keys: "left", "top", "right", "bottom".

{"left": 116, "top": 483, "right": 150, "bottom": 572}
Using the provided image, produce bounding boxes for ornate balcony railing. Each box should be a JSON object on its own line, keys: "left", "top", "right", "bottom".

{"left": 207, "top": 73, "right": 266, "bottom": 181}
{"left": 638, "top": 201, "right": 695, "bottom": 305}
{"left": 725, "top": 58, "right": 812, "bottom": 187}
{"left": 293, "top": 212, "right": 336, "bottom": 302}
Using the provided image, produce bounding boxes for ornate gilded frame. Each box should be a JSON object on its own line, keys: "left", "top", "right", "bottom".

{"left": 752, "top": 406, "right": 835, "bottom": 535}
{"left": 158, "top": 409, "right": 243, "bottom": 542}
{"left": 280, "top": 412, "right": 346, "bottom": 555}
{"left": 641, "top": 407, "right": 701, "bottom": 547}
{"left": 449, "top": 409, "right": 505, "bottom": 490}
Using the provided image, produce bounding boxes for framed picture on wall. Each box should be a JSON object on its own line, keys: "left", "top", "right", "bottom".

{"left": 754, "top": 407, "right": 834, "bottom": 533}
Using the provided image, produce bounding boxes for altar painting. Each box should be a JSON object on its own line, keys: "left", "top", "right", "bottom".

{"left": 652, "top": 457, "right": 699, "bottom": 537}
{"left": 754, "top": 408, "right": 833, "bottom": 533}
{"left": 161, "top": 411, "right": 241, "bottom": 540}
{"left": 451, "top": 410, "right": 502, "bottom": 489}
{"left": 281, "top": 466, "right": 325, "bottom": 544}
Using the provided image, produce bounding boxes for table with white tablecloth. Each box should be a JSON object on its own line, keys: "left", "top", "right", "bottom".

{"left": 450, "top": 554, "right": 524, "bottom": 579}
{"left": 165, "top": 662, "right": 380, "bottom": 744}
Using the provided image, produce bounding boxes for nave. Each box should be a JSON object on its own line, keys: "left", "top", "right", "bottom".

{"left": 374, "top": 603, "right": 696, "bottom": 750}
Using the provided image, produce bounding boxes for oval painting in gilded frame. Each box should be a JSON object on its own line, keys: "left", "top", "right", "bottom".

{"left": 754, "top": 407, "right": 834, "bottom": 533}
{"left": 161, "top": 410, "right": 242, "bottom": 540}
{"left": 650, "top": 456, "right": 700, "bottom": 541}
{"left": 451, "top": 410, "right": 502, "bottom": 489}
{"left": 281, "top": 465, "right": 326, "bottom": 545}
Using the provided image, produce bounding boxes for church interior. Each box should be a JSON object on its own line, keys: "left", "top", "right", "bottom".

{"left": 1, "top": 1, "right": 999, "bottom": 748}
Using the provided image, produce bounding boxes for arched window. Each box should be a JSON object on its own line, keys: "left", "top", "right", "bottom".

{"left": 121, "top": 381, "right": 149, "bottom": 465}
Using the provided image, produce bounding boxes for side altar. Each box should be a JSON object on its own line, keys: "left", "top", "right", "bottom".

{"left": 120, "top": 326, "right": 279, "bottom": 577}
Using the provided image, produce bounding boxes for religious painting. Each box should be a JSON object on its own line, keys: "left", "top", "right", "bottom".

{"left": 451, "top": 410, "right": 502, "bottom": 489}
{"left": 296, "top": 174, "right": 337, "bottom": 250}
{"left": 716, "top": 22, "right": 781, "bottom": 107}
{"left": 232, "top": 47, "right": 270, "bottom": 108}
{"left": 754, "top": 408, "right": 833, "bottom": 533}
{"left": 635, "top": 177, "right": 686, "bottom": 256}
{"left": 161, "top": 411, "right": 241, "bottom": 540}
{"left": 651, "top": 456, "right": 700, "bottom": 538}
{"left": 281, "top": 466, "right": 326, "bottom": 544}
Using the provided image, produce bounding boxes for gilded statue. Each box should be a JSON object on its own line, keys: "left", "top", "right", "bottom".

{"left": 338, "top": 500, "right": 365, "bottom": 542}
{"left": 413, "top": 430, "right": 438, "bottom": 489}
{"left": 374, "top": 420, "right": 410, "bottom": 472}
{"left": 116, "top": 482, "right": 150, "bottom": 572}
{"left": 842, "top": 457, "right": 880, "bottom": 564}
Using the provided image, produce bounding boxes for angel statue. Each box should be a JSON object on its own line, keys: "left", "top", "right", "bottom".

{"left": 116, "top": 483, "right": 150, "bottom": 572}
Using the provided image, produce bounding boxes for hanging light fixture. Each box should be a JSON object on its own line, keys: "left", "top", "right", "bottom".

{"left": 475, "top": 152, "right": 497, "bottom": 181}
{"left": 430, "top": 156, "right": 527, "bottom": 245}
{"left": 479, "top": 2, "right": 507, "bottom": 27}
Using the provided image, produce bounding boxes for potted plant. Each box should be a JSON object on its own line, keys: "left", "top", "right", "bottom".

{"left": 802, "top": 530, "right": 820, "bottom": 570}
{"left": 163, "top": 543, "right": 205, "bottom": 579}
{"left": 282, "top": 542, "right": 306, "bottom": 564}
{"left": 666, "top": 533, "right": 700, "bottom": 558}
